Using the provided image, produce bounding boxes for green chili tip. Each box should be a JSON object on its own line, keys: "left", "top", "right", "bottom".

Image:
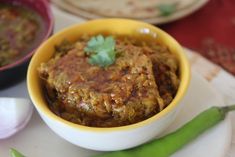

{"left": 220, "top": 104, "right": 235, "bottom": 115}
{"left": 10, "top": 148, "right": 25, "bottom": 157}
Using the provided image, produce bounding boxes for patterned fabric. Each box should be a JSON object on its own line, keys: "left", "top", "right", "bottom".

{"left": 162, "top": 0, "right": 235, "bottom": 75}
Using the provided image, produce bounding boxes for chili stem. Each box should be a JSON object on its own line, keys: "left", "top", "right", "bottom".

{"left": 221, "top": 104, "right": 235, "bottom": 114}
{"left": 227, "top": 104, "right": 235, "bottom": 111}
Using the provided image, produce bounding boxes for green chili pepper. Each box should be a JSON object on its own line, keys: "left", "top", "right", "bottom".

{"left": 10, "top": 148, "right": 25, "bottom": 157}
{"left": 93, "top": 105, "right": 235, "bottom": 157}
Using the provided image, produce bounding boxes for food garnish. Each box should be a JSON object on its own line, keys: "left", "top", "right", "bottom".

{"left": 84, "top": 35, "right": 116, "bottom": 67}
{"left": 157, "top": 3, "right": 176, "bottom": 16}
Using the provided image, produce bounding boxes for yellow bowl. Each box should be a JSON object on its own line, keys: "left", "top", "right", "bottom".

{"left": 27, "top": 19, "right": 190, "bottom": 151}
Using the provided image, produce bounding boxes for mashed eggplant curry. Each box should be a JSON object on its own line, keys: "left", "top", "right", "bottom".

{"left": 38, "top": 35, "right": 179, "bottom": 127}
{"left": 0, "top": 4, "right": 43, "bottom": 67}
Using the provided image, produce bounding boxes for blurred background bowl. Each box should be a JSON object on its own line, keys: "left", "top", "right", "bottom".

{"left": 0, "top": 0, "right": 54, "bottom": 88}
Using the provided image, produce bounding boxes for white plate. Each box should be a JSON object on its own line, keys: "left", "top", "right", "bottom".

{"left": 0, "top": 7, "right": 232, "bottom": 157}
{"left": 0, "top": 72, "right": 231, "bottom": 157}
{"left": 51, "top": 0, "right": 209, "bottom": 24}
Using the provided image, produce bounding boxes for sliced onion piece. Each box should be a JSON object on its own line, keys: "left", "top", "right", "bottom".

{"left": 0, "top": 97, "right": 33, "bottom": 139}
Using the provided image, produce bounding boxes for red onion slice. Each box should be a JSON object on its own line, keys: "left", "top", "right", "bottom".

{"left": 0, "top": 97, "right": 33, "bottom": 139}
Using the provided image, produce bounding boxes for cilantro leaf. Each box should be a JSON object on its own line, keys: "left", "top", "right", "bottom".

{"left": 157, "top": 4, "right": 176, "bottom": 16}
{"left": 84, "top": 35, "right": 116, "bottom": 67}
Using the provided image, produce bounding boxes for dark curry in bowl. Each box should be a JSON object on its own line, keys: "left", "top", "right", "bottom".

{"left": 0, "top": 4, "right": 44, "bottom": 67}
{"left": 0, "top": 0, "right": 53, "bottom": 87}
{"left": 38, "top": 35, "right": 179, "bottom": 127}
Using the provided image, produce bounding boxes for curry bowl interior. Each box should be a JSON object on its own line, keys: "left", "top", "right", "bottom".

{"left": 27, "top": 19, "right": 190, "bottom": 131}
{"left": 0, "top": 0, "right": 54, "bottom": 73}
{"left": 0, "top": 0, "right": 53, "bottom": 87}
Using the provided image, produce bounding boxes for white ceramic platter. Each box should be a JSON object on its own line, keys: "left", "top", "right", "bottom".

{"left": 0, "top": 7, "right": 231, "bottom": 157}
{"left": 51, "top": 0, "right": 209, "bottom": 24}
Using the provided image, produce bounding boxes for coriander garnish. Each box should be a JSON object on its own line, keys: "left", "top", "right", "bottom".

{"left": 84, "top": 35, "right": 116, "bottom": 67}
{"left": 157, "top": 3, "right": 176, "bottom": 16}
